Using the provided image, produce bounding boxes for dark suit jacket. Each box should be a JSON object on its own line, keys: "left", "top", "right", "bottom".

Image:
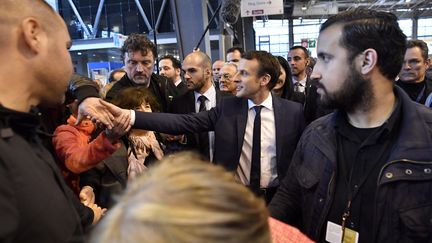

{"left": 167, "top": 88, "right": 230, "bottom": 156}
{"left": 167, "top": 79, "right": 188, "bottom": 100}
{"left": 133, "top": 94, "right": 305, "bottom": 180}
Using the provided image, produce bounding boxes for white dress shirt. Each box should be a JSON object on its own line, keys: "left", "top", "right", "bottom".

{"left": 194, "top": 86, "right": 217, "bottom": 162}
{"left": 236, "top": 93, "right": 278, "bottom": 188}
{"left": 174, "top": 79, "right": 182, "bottom": 87}
{"left": 292, "top": 76, "right": 307, "bottom": 93}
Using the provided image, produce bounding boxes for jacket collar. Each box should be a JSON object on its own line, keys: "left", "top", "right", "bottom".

{"left": 0, "top": 105, "right": 41, "bottom": 138}
{"left": 312, "top": 86, "right": 432, "bottom": 162}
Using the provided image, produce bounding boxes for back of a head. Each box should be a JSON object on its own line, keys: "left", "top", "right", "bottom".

{"left": 320, "top": 8, "right": 407, "bottom": 81}
{"left": 90, "top": 152, "right": 270, "bottom": 243}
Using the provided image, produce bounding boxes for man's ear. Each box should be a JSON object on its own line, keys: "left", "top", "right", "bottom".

{"left": 360, "top": 48, "right": 378, "bottom": 75}
{"left": 260, "top": 74, "right": 271, "bottom": 87}
{"left": 205, "top": 67, "right": 212, "bottom": 77}
{"left": 20, "top": 17, "right": 45, "bottom": 54}
{"left": 425, "top": 58, "right": 431, "bottom": 68}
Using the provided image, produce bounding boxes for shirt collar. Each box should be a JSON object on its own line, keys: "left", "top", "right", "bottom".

{"left": 248, "top": 93, "right": 273, "bottom": 111}
{"left": 194, "top": 85, "right": 216, "bottom": 103}
{"left": 292, "top": 76, "right": 307, "bottom": 86}
{"left": 335, "top": 91, "right": 402, "bottom": 144}
{"left": 174, "top": 79, "right": 182, "bottom": 87}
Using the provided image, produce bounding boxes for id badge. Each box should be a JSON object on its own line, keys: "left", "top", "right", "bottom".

{"left": 325, "top": 221, "right": 359, "bottom": 243}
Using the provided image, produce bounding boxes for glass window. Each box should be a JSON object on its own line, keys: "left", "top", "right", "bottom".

{"left": 398, "top": 19, "right": 412, "bottom": 39}
{"left": 418, "top": 18, "right": 432, "bottom": 39}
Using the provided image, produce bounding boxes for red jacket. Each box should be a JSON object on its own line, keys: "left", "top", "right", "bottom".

{"left": 53, "top": 115, "right": 120, "bottom": 193}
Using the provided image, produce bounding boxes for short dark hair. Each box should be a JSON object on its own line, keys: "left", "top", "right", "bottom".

{"left": 108, "top": 69, "right": 126, "bottom": 83}
{"left": 289, "top": 46, "right": 310, "bottom": 58}
{"left": 111, "top": 87, "right": 160, "bottom": 112}
{"left": 242, "top": 51, "right": 280, "bottom": 90}
{"left": 121, "top": 33, "right": 157, "bottom": 61}
{"left": 227, "top": 46, "right": 244, "bottom": 55}
{"left": 159, "top": 55, "right": 181, "bottom": 69}
{"left": 407, "top": 40, "right": 429, "bottom": 61}
{"left": 320, "top": 8, "right": 407, "bottom": 81}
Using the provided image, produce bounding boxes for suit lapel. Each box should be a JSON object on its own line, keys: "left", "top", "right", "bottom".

{"left": 272, "top": 95, "right": 283, "bottom": 166}
{"left": 187, "top": 91, "right": 196, "bottom": 113}
{"left": 236, "top": 99, "right": 249, "bottom": 155}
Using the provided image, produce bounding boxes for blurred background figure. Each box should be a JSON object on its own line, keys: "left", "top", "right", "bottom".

{"left": 272, "top": 56, "right": 294, "bottom": 100}
{"left": 219, "top": 63, "right": 238, "bottom": 95}
{"left": 90, "top": 152, "right": 270, "bottom": 243}
{"left": 396, "top": 39, "right": 431, "bottom": 104}
{"left": 159, "top": 55, "right": 188, "bottom": 99}
{"left": 212, "top": 59, "right": 225, "bottom": 89}
{"left": 79, "top": 87, "right": 164, "bottom": 209}
{"left": 102, "top": 69, "right": 126, "bottom": 98}
{"left": 226, "top": 46, "right": 244, "bottom": 64}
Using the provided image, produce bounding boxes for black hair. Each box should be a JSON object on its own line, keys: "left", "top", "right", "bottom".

{"left": 121, "top": 33, "right": 157, "bottom": 61}
{"left": 159, "top": 55, "right": 182, "bottom": 69}
{"left": 242, "top": 51, "right": 280, "bottom": 90}
{"left": 320, "top": 8, "right": 407, "bottom": 80}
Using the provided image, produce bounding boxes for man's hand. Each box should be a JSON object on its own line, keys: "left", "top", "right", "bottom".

{"left": 77, "top": 97, "right": 115, "bottom": 129}
{"left": 79, "top": 186, "right": 95, "bottom": 206}
{"left": 99, "top": 99, "right": 132, "bottom": 128}
{"left": 105, "top": 115, "right": 131, "bottom": 143}
{"left": 87, "top": 203, "right": 107, "bottom": 225}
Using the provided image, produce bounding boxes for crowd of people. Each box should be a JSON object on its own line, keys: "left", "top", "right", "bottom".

{"left": 0, "top": 0, "right": 431, "bottom": 242}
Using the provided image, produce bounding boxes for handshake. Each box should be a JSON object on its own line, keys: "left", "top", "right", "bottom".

{"left": 76, "top": 97, "right": 133, "bottom": 141}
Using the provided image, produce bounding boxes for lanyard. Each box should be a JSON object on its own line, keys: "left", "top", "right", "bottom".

{"left": 340, "top": 138, "right": 392, "bottom": 241}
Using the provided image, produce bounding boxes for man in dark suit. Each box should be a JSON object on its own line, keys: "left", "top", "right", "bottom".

{"left": 103, "top": 51, "right": 305, "bottom": 203}
{"left": 158, "top": 55, "right": 188, "bottom": 100}
{"left": 167, "top": 51, "right": 229, "bottom": 160}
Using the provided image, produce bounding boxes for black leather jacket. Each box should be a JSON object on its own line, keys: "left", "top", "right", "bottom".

{"left": 269, "top": 87, "right": 432, "bottom": 242}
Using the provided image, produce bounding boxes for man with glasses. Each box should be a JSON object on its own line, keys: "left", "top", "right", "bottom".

{"left": 219, "top": 63, "right": 238, "bottom": 95}
{"left": 105, "top": 33, "right": 175, "bottom": 112}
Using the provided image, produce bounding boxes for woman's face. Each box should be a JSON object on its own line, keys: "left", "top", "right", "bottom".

{"left": 137, "top": 101, "right": 152, "bottom": 113}
{"left": 273, "top": 64, "right": 286, "bottom": 91}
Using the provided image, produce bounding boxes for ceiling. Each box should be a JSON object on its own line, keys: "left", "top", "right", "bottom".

{"left": 280, "top": 0, "right": 432, "bottom": 19}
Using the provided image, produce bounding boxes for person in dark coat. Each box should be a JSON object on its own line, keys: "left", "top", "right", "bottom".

{"left": 0, "top": 1, "right": 104, "bottom": 242}
{"left": 100, "top": 51, "right": 305, "bottom": 203}
{"left": 269, "top": 8, "right": 432, "bottom": 243}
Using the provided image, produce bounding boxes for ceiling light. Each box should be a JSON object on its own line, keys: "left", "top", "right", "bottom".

{"left": 301, "top": 4, "right": 308, "bottom": 11}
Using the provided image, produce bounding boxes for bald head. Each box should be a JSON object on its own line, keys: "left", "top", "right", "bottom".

{"left": 184, "top": 51, "right": 212, "bottom": 70}
{"left": 0, "top": 0, "right": 60, "bottom": 45}
{"left": 0, "top": 0, "right": 72, "bottom": 111}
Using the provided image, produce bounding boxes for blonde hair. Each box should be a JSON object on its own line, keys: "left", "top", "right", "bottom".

{"left": 90, "top": 152, "right": 270, "bottom": 243}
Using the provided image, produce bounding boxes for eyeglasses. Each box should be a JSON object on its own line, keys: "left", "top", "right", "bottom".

{"left": 221, "top": 73, "right": 235, "bottom": 79}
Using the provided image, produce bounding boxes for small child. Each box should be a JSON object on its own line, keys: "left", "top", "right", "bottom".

{"left": 52, "top": 76, "right": 125, "bottom": 194}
